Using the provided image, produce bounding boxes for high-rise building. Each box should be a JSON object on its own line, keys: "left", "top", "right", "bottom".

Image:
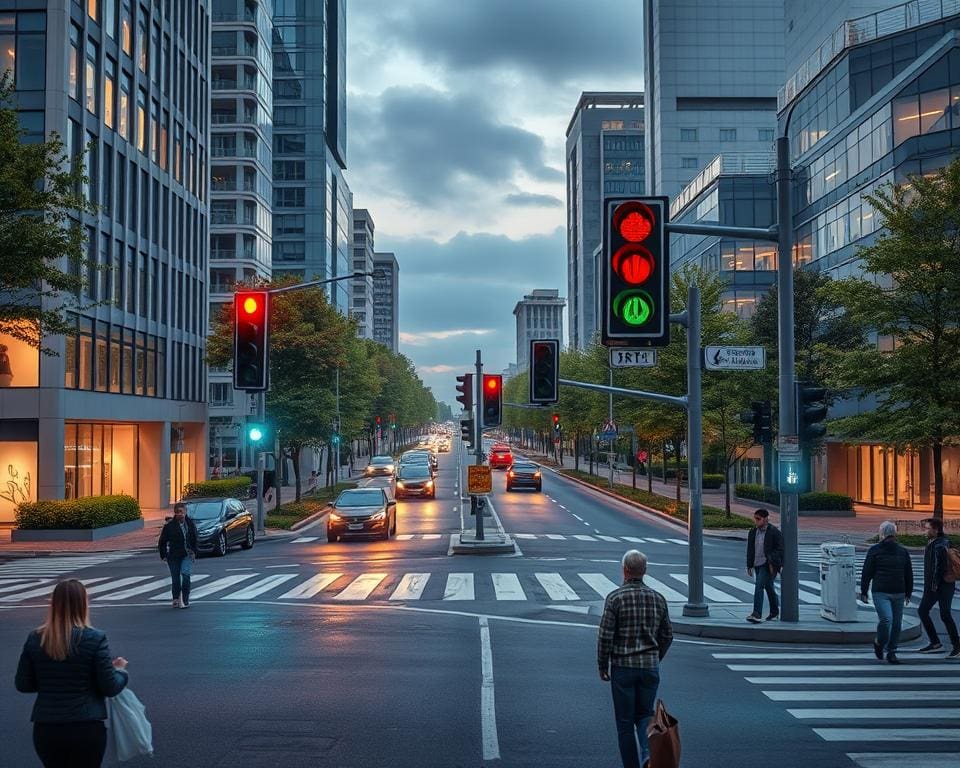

{"left": 565, "top": 92, "right": 644, "bottom": 349}
{"left": 643, "top": 0, "right": 785, "bottom": 201}
{"left": 513, "top": 290, "right": 566, "bottom": 370}
{"left": 351, "top": 209, "right": 375, "bottom": 338}
{"left": 271, "top": 0, "right": 353, "bottom": 313}
{"left": 372, "top": 252, "right": 399, "bottom": 352}
{"left": 208, "top": 0, "right": 274, "bottom": 474}
{"left": 0, "top": 1, "right": 210, "bottom": 522}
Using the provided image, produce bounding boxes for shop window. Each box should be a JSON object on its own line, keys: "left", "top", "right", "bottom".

{"left": 64, "top": 422, "right": 138, "bottom": 500}
{"left": 0, "top": 331, "right": 40, "bottom": 387}
{"left": 0, "top": 438, "right": 37, "bottom": 523}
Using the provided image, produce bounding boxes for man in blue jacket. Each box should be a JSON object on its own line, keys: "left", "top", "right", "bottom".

{"left": 917, "top": 517, "right": 959, "bottom": 657}
{"left": 158, "top": 502, "right": 198, "bottom": 609}
{"left": 860, "top": 521, "right": 913, "bottom": 664}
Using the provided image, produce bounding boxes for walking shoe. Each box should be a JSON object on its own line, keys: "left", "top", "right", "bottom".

{"left": 918, "top": 642, "right": 944, "bottom": 653}
{"left": 181, "top": 598, "right": 190, "bottom": 608}
{"left": 948, "top": 647, "right": 960, "bottom": 659}
{"left": 746, "top": 614, "right": 762, "bottom": 624}
{"left": 887, "top": 652, "right": 900, "bottom": 664}
{"left": 765, "top": 613, "right": 779, "bottom": 622}
{"left": 172, "top": 598, "right": 180, "bottom": 608}
{"left": 873, "top": 641, "right": 883, "bottom": 660}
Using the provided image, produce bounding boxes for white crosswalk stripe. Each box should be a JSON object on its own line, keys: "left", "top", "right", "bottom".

{"left": 222, "top": 574, "right": 298, "bottom": 600}
{"left": 390, "top": 573, "right": 431, "bottom": 600}
{"left": 0, "top": 579, "right": 48, "bottom": 594}
{"left": 443, "top": 573, "right": 475, "bottom": 600}
{"left": 0, "top": 552, "right": 134, "bottom": 578}
{"left": 319, "top": 532, "right": 692, "bottom": 544}
{"left": 99, "top": 575, "right": 210, "bottom": 601}
{"left": 0, "top": 577, "right": 110, "bottom": 602}
{"left": 335, "top": 573, "right": 387, "bottom": 601}
{"left": 491, "top": 573, "right": 526, "bottom": 601}
{"left": 535, "top": 573, "right": 579, "bottom": 601}
{"left": 168, "top": 573, "right": 258, "bottom": 600}
{"left": 670, "top": 573, "right": 740, "bottom": 603}
{"left": 579, "top": 573, "right": 619, "bottom": 598}
{"left": 641, "top": 575, "right": 687, "bottom": 603}
{"left": 279, "top": 573, "right": 342, "bottom": 600}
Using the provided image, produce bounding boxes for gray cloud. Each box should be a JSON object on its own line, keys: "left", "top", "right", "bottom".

{"left": 503, "top": 192, "right": 564, "bottom": 208}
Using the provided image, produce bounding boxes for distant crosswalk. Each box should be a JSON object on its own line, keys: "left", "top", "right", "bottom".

{"left": 798, "top": 544, "right": 925, "bottom": 580}
{"left": 0, "top": 552, "right": 134, "bottom": 579}
{"left": 714, "top": 650, "right": 960, "bottom": 767}
{"left": 290, "top": 533, "right": 691, "bottom": 545}
{"left": 0, "top": 567, "right": 834, "bottom": 607}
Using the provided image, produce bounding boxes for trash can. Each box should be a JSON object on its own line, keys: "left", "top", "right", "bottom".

{"left": 820, "top": 542, "right": 858, "bottom": 622}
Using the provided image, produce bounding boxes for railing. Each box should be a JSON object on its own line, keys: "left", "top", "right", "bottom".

{"left": 779, "top": 0, "right": 960, "bottom": 111}
{"left": 671, "top": 153, "right": 775, "bottom": 218}
{"left": 212, "top": 9, "right": 256, "bottom": 23}
{"left": 209, "top": 281, "right": 236, "bottom": 293}
{"left": 211, "top": 113, "right": 238, "bottom": 124}
{"left": 212, "top": 80, "right": 238, "bottom": 90}
{"left": 212, "top": 180, "right": 256, "bottom": 192}
{"left": 211, "top": 146, "right": 256, "bottom": 158}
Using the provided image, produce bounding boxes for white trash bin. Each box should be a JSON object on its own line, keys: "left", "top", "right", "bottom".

{"left": 820, "top": 542, "right": 858, "bottom": 622}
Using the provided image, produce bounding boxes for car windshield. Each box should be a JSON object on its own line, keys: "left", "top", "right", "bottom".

{"left": 400, "top": 466, "right": 431, "bottom": 479}
{"left": 513, "top": 463, "right": 536, "bottom": 471}
{"left": 493, "top": 449, "right": 511, "bottom": 455}
{"left": 185, "top": 502, "right": 223, "bottom": 520}
{"left": 336, "top": 490, "right": 385, "bottom": 507}
{"left": 371, "top": 457, "right": 393, "bottom": 466}
{"left": 402, "top": 455, "right": 429, "bottom": 464}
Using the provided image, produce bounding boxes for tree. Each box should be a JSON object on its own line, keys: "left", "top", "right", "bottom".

{"left": 828, "top": 159, "right": 960, "bottom": 518}
{"left": 0, "top": 76, "right": 95, "bottom": 350}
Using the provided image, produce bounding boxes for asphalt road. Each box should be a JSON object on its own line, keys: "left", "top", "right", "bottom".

{"left": 1, "top": 437, "right": 957, "bottom": 767}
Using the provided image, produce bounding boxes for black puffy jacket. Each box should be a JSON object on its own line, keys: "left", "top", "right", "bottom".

{"left": 14, "top": 627, "right": 128, "bottom": 723}
{"left": 860, "top": 538, "right": 913, "bottom": 597}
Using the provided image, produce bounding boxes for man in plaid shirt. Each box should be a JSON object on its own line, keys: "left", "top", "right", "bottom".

{"left": 598, "top": 549, "right": 673, "bottom": 768}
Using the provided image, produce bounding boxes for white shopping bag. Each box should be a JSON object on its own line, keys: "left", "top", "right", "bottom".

{"left": 105, "top": 687, "right": 154, "bottom": 762}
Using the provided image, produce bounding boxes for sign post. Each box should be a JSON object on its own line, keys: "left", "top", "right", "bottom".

{"left": 609, "top": 348, "right": 658, "bottom": 368}
{"left": 703, "top": 346, "right": 766, "bottom": 371}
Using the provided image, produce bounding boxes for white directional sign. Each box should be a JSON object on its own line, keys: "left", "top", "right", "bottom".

{"left": 703, "top": 346, "right": 766, "bottom": 371}
{"left": 609, "top": 348, "right": 658, "bottom": 368}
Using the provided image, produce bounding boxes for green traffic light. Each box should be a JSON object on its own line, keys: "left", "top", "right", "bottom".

{"left": 248, "top": 426, "right": 264, "bottom": 442}
{"left": 613, "top": 290, "right": 654, "bottom": 326}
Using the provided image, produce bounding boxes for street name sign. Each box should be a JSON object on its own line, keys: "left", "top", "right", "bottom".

{"left": 778, "top": 435, "right": 801, "bottom": 457}
{"left": 609, "top": 348, "right": 658, "bottom": 368}
{"left": 467, "top": 465, "right": 492, "bottom": 495}
{"left": 704, "top": 346, "right": 766, "bottom": 371}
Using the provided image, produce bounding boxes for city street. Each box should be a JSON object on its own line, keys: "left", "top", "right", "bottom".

{"left": 2, "top": 440, "right": 957, "bottom": 767}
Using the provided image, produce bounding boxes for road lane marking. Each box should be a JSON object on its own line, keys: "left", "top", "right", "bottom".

{"left": 291, "top": 537, "right": 318, "bottom": 544}
{"left": 789, "top": 708, "right": 960, "bottom": 719}
{"left": 641, "top": 576, "right": 687, "bottom": 602}
{"left": 0, "top": 577, "right": 110, "bottom": 602}
{"left": 644, "top": 537, "right": 667, "bottom": 544}
{"left": 579, "top": 573, "right": 619, "bottom": 598}
{"left": 513, "top": 534, "right": 537, "bottom": 539}
{"left": 83, "top": 576, "right": 156, "bottom": 597}
{"left": 0, "top": 579, "right": 48, "bottom": 594}
{"left": 422, "top": 534, "right": 442, "bottom": 540}
{"left": 172, "top": 573, "right": 259, "bottom": 600}
{"left": 334, "top": 573, "right": 388, "bottom": 601}
{"left": 670, "top": 573, "right": 739, "bottom": 603}
{"left": 479, "top": 617, "right": 500, "bottom": 761}
{"left": 443, "top": 573, "right": 475, "bottom": 600}
{"left": 545, "top": 534, "right": 566, "bottom": 540}
{"left": 557, "top": 505, "right": 567, "bottom": 510}
{"left": 99, "top": 575, "right": 210, "bottom": 601}
{"left": 847, "top": 753, "right": 960, "bottom": 767}
{"left": 395, "top": 534, "right": 414, "bottom": 540}
{"left": 747, "top": 677, "right": 957, "bottom": 685}
{"left": 622, "top": 536, "right": 646, "bottom": 543}
{"left": 278, "top": 573, "right": 343, "bottom": 600}
{"left": 571, "top": 514, "right": 583, "bottom": 521}
{"left": 222, "top": 574, "right": 298, "bottom": 600}
{"left": 492, "top": 573, "right": 526, "bottom": 601}
{"left": 765, "top": 690, "right": 958, "bottom": 702}
{"left": 572, "top": 534, "right": 597, "bottom": 541}
{"left": 596, "top": 535, "right": 619, "bottom": 542}
{"left": 816, "top": 729, "right": 960, "bottom": 742}
{"left": 667, "top": 538, "right": 688, "bottom": 546}
{"left": 730, "top": 664, "right": 960, "bottom": 672}
{"left": 390, "top": 573, "right": 431, "bottom": 600}
{"left": 535, "top": 573, "right": 579, "bottom": 601}
{"left": 714, "top": 652, "right": 924, "bottom": 660}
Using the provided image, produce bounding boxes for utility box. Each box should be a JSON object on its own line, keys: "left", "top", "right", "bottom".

{"left": 820, "top": 542, "right": 858, "bottom": 622}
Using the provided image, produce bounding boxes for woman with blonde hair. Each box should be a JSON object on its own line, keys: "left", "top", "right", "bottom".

{"left": 15, "top": 579, "right": 129, "bottom": 767}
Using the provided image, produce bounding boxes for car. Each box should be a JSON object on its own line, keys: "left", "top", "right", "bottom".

{"left": 506, "top": 461, "right": 542, "bottom": 492}
{"left": 489, "top": 445, "right": 514, "bottom": 469}
{"left": 401, "top": 449, "right": 438, "bottom": 473}
{"left": 395, "top": 463, "right": 437, "bottom": 499}
{"left": 327, "top": 487, "right": 397, "bottom": 542}
{"left": 365, "top": 455, "right": 396, "bottom": 477}
{"left": 165, "top": 498, "right": 255, "bottom": 557}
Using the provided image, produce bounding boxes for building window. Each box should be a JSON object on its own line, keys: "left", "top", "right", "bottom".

{"left": 64, "top": 423, "right": 139, "bottom": 500}
{"left": 69, "top": 26, "right": 80, "bottom": 100}
{"left": 758, "top": 128, "right": 775, "bottom": 142}
{"left": 137, "top": 18, "right": 146, "bottom": 72}
{"left": 274, "top": 241, "right": 305, "bottom": 261}
{"left": 104, "top": 57, "right": 116, "bottom": 128}
{"left": 719, "top": 128, "right": 737, "bottom": 142}
{"left": 601, "top": 120, "right": 625, "bottom": 130}
{"left": 88, "top": 0, "right": 98, "bottom": 21}
{"left": 681, "top": 157, "right": 698, "bottom": 169}
{"left": 85, "top": 39, "right": 98, "bottom": 114}
{"left": 121, "top": 4, "right": 132, "bottom": 55}
{"left": 274, "top": 187, "right": 304, "bottom": 208}
{"left": 680, "top": 128, "right": 698, "bottom": 142}
{"left": 119, "top": 72, "right": 131, "bottom": 139}
{"left": 137, "top": 88, "right": 146, "bottom": 153}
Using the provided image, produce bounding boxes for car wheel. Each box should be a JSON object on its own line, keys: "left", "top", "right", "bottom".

{"left": 506, "top": 485, "right": 512, "bottom": 492}
{"left": 536, "top": 483, "right": 542, "bottom": 492}
{"left": 240, "top": 526, "right": 255, "bottom": 549}
{"left": 327, "top": 530, "right": 338, "bottom": 543}
{"left": 390, "top": 515, "right": 397, "bottom": 536}
{"left": 215, "top": 532, "right": 227, "bottom": 557}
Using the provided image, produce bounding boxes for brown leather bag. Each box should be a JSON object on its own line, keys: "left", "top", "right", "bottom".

{"left": 647, "top": 699, "right": 681, "bottom": 768}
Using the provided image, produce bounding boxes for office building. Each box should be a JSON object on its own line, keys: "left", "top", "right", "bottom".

{"left": 784, "top": 0, "right": 894, "bottom": 77}
{"left": 513, "top": 290, "right": 566, "bottom": 370}
{"left": 643, "top": 0, "right": 785, "bottom": 201}
{"left": 565, "top": 92, "right": 644, "bottom": 349}
{"left": 372, "top": 252, "right": 399, "bottom": 352}
{"left": 351, "top": 209, "right": 375, "bottom": 338}
{"left": 208, "top": 0, "right": 274, "bottom": 474}
{"left": 0, "top": 1, "right": 210, "bottom": 522}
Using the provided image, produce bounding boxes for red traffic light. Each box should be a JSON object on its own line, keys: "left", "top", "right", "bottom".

{"left": 376, "top": 416, "right": 381, "bottom": 425}
{"left": 613, "top": 201, "right": 655, "bottom": 243}
{"left": 612, "top": 246, "right": 654, "bottom": 285}
{"left": 485, "top": 377, "right": 500, "bottom": 392}
{"left": 242, "top": 296, "right": 260, "bottom": 315}
{"left": 552, "top": 414, "right": 560, "bottom": 425}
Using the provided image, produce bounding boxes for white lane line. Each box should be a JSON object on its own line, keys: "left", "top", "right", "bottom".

{"left": 0, "top": 579, "right": 48, "bottom": 594}
{"left": 644, "top": 537, "right": 667, "bottom": 544}
{"left": 572, "top": 534, "right": 597, "bottom": 541}
{"left": 764, "top": 690, "right": 958, "bottom": 702}
{"left": 334, "top": 573, "right": 388, "bottom": 601}
{"left": 580, "top": 573, "right": 619, "bottom": 598}
{"left": 670, "top": 573, "right": 740, "bottom": 603}
{"left": 479, "top": 617, "right": 501, "bottom": 761}
{"left": 535, "top": 573, "right": 580, "bottom": 601}
{"left": 571, "top": 514, "right": 583, "bottom": 521}
{"left": 582, "top": 521, "right": 591, "bottom": 526}
{"left": 291, "top": 537, "right": 318, "bottom": 544}
{"left": 545, "top": 534, "right": 566, "bottom": 540}
{"left": 714, "top": 652, "right": 925, "bottom": 660}
{"left": 422, "top": 534, "right": 442, "bottom": 540}
{"left": 622, "top": 536, "right": 646, "bottom": 543}
{"left": 84, "top": 576, "right": 156, "bottom": 597}
{"left": 642, "top": 575, "right": 687, "bottom": 603}
{"left": 278, "top": 573, "right": 343, "bottom": 600}
{"left": 492, "top": 573, "right": 526, "bottom": 601}
{"left": 443, "top": 573, "right": 475, "bottom": 601}
{"left": 99, "top": 575, "right": 210, "bottom": 601}
{"left": 597, "top": 535, "right": 619, "bottom": 542}
{"left": 266, "top": 564, "right": 296, "bottom": 569}
{"left": 790, "top": 708, "right": 960, "bottom": 719}
{"left": 730, "top": 664, "right": 960, "bottom": 672}
{"left": 222, "top": 574, "right": 298, "bottom": 600}
{"left": 800, "top": 579, "right": 822, "bottom": 591}
{"left": 395, "top": 534, "right": 414, "bottom": 540}
{"left": 513, "top": 534, "right": 537, "bottom": 540}
{"left": 557, "top": 505, "right": 567, "bottom": 510}
{"left": 816, "top": 729, "right": 960, "bottom": 742}
{"left": 390, "top": 573, "right": 431, "bottom": 600}
{"left": 172, "top": 573, "right": 259, "bottom": 600}
{"left": 1, "top": 577, "right": 109, "bottom": 602}
{"left": 713, "top": 575, "right": 757, "bottom": 595}
{"left": 747, "top": 677, "right": 958, "bottom": 685}
{"left": 847, "top": 753, "right": 960, "bottom": 768}
{"left": 667, "top": 538, "right": 689, "bottom": 546}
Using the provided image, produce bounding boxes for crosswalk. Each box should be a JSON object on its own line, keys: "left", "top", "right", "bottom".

{"left": 290, "top": 533, "right": 691, "bottom": 545}
{"left": 714, "top": 650, "right": 960, "bottom": 767}
{"left": 798, "top": 545, "right": 924, "bottom": 579}
{"left": 0, "top": 567, "right": 836, "bottom": 607}
{"left": 0, "top": 552, "right": 134, "bottom": 578}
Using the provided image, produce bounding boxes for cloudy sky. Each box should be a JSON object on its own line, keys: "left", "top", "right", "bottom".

{"left": 346, "top": 0, "right": 642, "bottom": 407}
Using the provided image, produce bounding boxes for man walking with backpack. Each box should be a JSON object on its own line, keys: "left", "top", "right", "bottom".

{"left": 916, "top": 517, "right": 959, "bottom": 658}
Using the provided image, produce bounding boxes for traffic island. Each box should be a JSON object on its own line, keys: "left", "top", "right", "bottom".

{"left": 449, "top": 531, "right": 518, "bottom": 554}
{"left": 669, "top": 603, "right": 922, "bottom": 644}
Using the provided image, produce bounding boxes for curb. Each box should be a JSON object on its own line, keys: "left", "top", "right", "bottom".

{"left": 288, "top": 505, "right": 332, "bottom": 532}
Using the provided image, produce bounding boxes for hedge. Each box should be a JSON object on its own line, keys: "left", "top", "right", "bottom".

{"left": 266, "top": 499, "right": 328, "bottom": 530}
{"left": 182, "top": 478, "right": 251, "bottom": 500}
{"left": 736, "top": 484, "right": 780, "bottom": 505}
{"left": 16, "top": 495, "right": 141, "bottom": 530}
{"left": 702, "top": 474, "right": 724, "bottom": 490}
{"left": 736, "top": 484, "right": 854, "bottom": 511}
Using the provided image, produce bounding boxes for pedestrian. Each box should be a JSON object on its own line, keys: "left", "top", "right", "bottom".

{"left": 860, "top": 521, "right": 913, "bottom": 664}
{"left": 598, "top": 549, "right": 673, "bottom": 768}
{"left": 158, "top": 501, "right": 198, "bottom": 609}
{"left": 916, "top": 517, "right": 960, "bottom": 657}
{"left": 745, "top": 508, "right": 784, "bottom": 623}
{"left": 14, "top": 579, "right": 129, "bottom": 768}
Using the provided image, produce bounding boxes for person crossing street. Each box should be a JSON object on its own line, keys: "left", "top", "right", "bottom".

{"left": 745, "top": 509, "right": 784, "bottom": 623}
{"left": 916, "top": 517, "right": 959, "bottom": 657}
{"left": 860, "top": 521, "right": 913, "bottom": 664}
{"left": 158, "top": 502, "right": 198, "bottom": 609}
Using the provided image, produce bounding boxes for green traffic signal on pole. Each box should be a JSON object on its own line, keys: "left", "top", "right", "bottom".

{"left": 613, "top": 290, "right": 654, "bottom": 326}
{"left": 248, "top": 425, "right": 264, "bottom": 443}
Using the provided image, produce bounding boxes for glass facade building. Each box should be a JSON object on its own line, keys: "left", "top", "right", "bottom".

{"left": 351, "top": 209, "right": 374, "bottom": 339}
{"left": 372, "top": 252, "right": 398, "bottom": 352}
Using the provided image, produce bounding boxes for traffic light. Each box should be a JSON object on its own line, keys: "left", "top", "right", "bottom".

{"left": 455, "top": 373, "right": 474, "bottom": 413}
{"left": 460, "top": 417, "right": 475, "bottom": 448}
{"left": 797, "top": 382, "right": 828, "bottom": 444}
{"left": 247, "top": 423, "right": 266, "bottom": 445}
{"left": 233, "top": 290, "right": 270, "bottom": 391}
{"left": 740, "top": 400, "right": 772, "bottom": 444}
{"left": 602, "top": 197, "right": 670, "bottom": 347}
{"left": 552, "top": 413, "right": 561, "bottom": 432}
{"left": 529, "top": 339, "right": 559, "bottom": 404}
{"left": 482, "top": 374, "right": 502, "bottom": 427}
{"left": 389, "top": 413, "right": 396, "bottom": 430}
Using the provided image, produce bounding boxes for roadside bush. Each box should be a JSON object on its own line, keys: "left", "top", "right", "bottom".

{"left": 799, "top": 492, "right": 854, "bottom": 511}
{"left": 16, "top": 495, "right": 141, "bottom": 530}
{"left": 182, "top": 478, "right": 251, "bottom": 500}
{"left": 736, "top": 483, "right": 780, "bottom": 505}
{"left": 702, "top": 474, "right": 724, "bottom": 489}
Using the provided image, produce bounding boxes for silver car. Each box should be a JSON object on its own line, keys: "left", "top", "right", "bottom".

{"left": 327, "top": 487, "right": 397, "bottom": 542}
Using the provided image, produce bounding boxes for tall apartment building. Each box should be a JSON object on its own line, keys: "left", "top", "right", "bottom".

{"left": 513, "top": 290, "right": 566, "bottom": 370}
{"left": 208, "top": 0, "right": 273, "bottom": 473}
{"left": 0, "top": 1, "right": 210, "bottom": 522}
{"left": 643, "top": 0, "right": 785, "bottom": 201}
{"left": 271, "top": 0, "right": 353, "bottom": 315}
{"left": 351, "top": 209, "right": 375, "bottom": 338}
{"left": 565, "top": 92, "right": 644, "bottom": 349}
{"left": 372, "top": 252, "right": 399, "bottom": 352}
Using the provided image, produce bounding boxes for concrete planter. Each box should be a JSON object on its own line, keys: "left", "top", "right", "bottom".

{"left": 797, "top": 508, "right": 856, "bottom": 517}
{"left": 11, "top": 518, "right": 144, "bottom": 542}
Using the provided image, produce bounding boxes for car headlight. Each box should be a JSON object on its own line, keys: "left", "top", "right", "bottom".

{"left": 426, "top": 480, "right": 434, "bottom": 487}
{"left": 371, "top": 510, "right": 386, "bottom": 520}
{"left": 396, "top": 481, "right": 405, "bottom": 489}
{"left": 534, "top": 471, "right": 541, "bottom": 478}
{"left": 329, "top": 513, "right": 342, "bottom": 522}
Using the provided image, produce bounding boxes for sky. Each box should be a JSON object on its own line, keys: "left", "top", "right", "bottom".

{"left": 345, "top": 0, "right": 642, "bottom": 407}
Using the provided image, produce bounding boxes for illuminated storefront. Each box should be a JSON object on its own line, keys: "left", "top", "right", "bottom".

{"left": 63, "top": 423, "right": 139, "bottom": 500}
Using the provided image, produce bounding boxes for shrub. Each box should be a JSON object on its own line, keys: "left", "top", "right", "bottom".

{"left": 736, "top": 484, "right": 780, "bottom": 505}
{"left": 182, "top": 478, "right": 251, "bottom": 500}
{"left": 702, "top": 474, "right": 724, "bottom": 489}
{"left": 799, "top": 491, "right": 854, "bottom": 511}
{"left": 16, "top": 495, "right": 141, "bottom": 530}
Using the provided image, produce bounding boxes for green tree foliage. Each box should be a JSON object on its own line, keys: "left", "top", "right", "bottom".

{"left": 826, "top": 160, "right": 960, "bottom": 517}
{"left": 0, "top": 77, "right": 95, "bottom": 350}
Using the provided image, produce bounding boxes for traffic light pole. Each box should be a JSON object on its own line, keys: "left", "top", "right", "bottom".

{"left": 474, "top": 349, "right": 484, "bottom": 541}
{"left": 255, "top": 392, "right": 266, "bottom": 535}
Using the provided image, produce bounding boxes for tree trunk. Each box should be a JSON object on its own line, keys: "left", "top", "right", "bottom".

{"left": 274, "top": 445, "right": 284, "bottom": 513}
{"left": 724, "top": 457, "right": 732, "bottom": 518}
{"left": 933, "top": 438, "right": 944, "bottom": 519}
{"left": 661, "top": 442, "right": 668, "bottom": 482}
{"left": 292, "top": 445, "right": 302, "bottom": 502}
{"left": 325, "top": 443, "right": 333, "bottom": 487}
{"left": 674, "top": 440, "right": 682, "bottom": 505}
{"left": 574, "top": 432, "right": 580, "bottom": 471}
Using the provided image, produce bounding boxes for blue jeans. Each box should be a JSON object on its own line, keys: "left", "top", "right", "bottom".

{"left": 753, "top": 563, "right": 779, "bottom": 616}
{"left": 872, "top": 591, "right": 905, "bottom": 654}
{"left": 167, "top": 556, "right": 193, "bottom": 600}
{"left": 610, "top": 665, "right": 659, "bottom": 768}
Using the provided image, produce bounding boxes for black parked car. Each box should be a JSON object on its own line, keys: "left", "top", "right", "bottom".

{"left": 164, "top": 498, "right": 255, "bottom": 556}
